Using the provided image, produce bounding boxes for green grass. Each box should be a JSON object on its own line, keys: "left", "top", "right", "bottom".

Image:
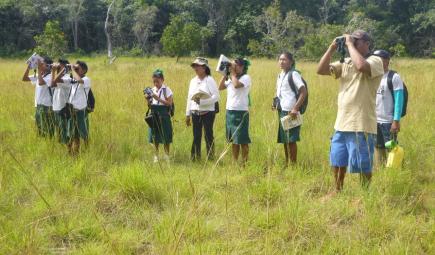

{"left": 0, "top": 57, "right": 434, "bottom": 254}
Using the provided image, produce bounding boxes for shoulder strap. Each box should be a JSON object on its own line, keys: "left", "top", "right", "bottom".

{"left": 83, "top": 85, "right": 88, "bottom": 102}
{"left": 387, "top": 70, "right": 396, "bottom": 101}
{"left": 288, "top": 71, "right": 298, "bottom": 96}
{"left": 162, "top": 87, "right": 167, "bottom": 99}
{"left": 42, "top": 72, "right": 54, "bottom": 101}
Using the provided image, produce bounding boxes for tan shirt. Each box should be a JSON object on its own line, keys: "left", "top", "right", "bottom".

{"left": 330, "top": 55, "right": 384, "bottom": 134}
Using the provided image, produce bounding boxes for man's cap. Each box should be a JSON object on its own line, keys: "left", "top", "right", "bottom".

{"left": 191, "top": 57, "right": 209, "bottom": 67}
{"left": 373, "top": 49, "right": 391, "bottom": 59}
{"left": 351, "top": 30, "right": 371, "bottom": 42}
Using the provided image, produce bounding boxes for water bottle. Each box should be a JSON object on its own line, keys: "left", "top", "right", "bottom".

{"left": 386, "top": 133, "right": 404, "bottom": 168}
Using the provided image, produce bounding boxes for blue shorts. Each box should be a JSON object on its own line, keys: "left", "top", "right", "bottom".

{"left": 330, "top": 131, "right": 375, "bottom": 173}
{"left": 376, "top": 123, "right": 392, "bottom": 149}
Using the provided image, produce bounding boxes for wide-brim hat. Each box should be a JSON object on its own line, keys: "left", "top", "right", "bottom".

{"left": 191, "top": 57, "right": 209, "bottom": 67}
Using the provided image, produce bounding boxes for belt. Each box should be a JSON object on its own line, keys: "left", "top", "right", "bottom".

{"left": 191, "top": 110, "right": 209, "bottom": 116}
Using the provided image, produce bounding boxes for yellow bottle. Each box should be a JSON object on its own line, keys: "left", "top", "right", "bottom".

{"left": 386, "top": 145, "right": 404, "bottom": 168}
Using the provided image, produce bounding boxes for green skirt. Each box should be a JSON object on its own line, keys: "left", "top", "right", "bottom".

{"left": 148, "top": 105, "right": 173, "bottom": 144}
{"left": 277, "top": 111, "right": 301, "bottom": 143}
{"left": 35, "top": 105, "right": 55, "bottom": 137}
{"left": 68, "top": 109, "right": 89, "bottom": 140}
{"left": 54, "top": 110, "right": 70, "bottom": 144}
{"left": 226, "top": 110, "right": 251, "bottom": 144}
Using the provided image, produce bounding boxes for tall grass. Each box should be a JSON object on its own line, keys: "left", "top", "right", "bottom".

{"left": 0, "top": 57, "right": 433, "bottom": 254}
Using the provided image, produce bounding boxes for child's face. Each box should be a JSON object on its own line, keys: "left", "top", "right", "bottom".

{"left": 75, "top": 65, "right": 85, "bottom": 76}
{"left": 153, "top": 77, "right": 163, "bottom": 87}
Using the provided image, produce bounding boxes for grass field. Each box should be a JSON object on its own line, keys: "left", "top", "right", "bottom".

{"left": 0, "top": 56, "right": 434, "bottom": 254}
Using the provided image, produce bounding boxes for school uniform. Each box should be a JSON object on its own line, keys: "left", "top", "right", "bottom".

{"left": 51, "top": 73, "right": 71, "bottom": 144}
{"left": 67, "top": 76, "right": 91, "bottom": 140}
{"left": 224, "top": 74, "right": 251, "bottom": 144}
{"left": 148, "top": 84, "right": 173, "bottom": 145}
{"left": 186, "top": 75, "right": 220, "bottom": 159}
{"left": 29, "top": 73, "right": 55, "bottom": 137}
{"left": 276, "top": 70, "right": 305, "bottom": 143}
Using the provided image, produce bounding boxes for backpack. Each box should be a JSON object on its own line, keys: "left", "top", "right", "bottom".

{"left": 387, "top": 70, "right": 408, "bottom": 117}
{"left": 85, "top": 88, "right": 95, "bottom": 113}
{"left": 288, "top": 71, "right": 308, "bottom": 114}
{"left": 162, "top": 87, "right": 175, "bottom": 117}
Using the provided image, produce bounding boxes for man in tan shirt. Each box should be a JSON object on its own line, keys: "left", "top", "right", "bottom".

{"left": 317, "top": 30, "right": 384, "bottom": 193}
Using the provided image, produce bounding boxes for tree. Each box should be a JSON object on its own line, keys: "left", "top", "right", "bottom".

{"left": 160, "top": 14, "right": 202, "bottom": 61}
{"left": 248, "top": 0, "right": 313, "bottom": 57}
{"left": 105, "top": 0, "right": 116, "bottom": 63}
{"left": 65, "top": 0, "right": 86, "bottom": 51}
{"left": 300, "top": 24, "right": 344, "bottom": 60}
{"left": 34, "top": 20, "right": 67, "bottom": 58}
{"left": 133, "top": 5, "right": 158, "bottom": 53}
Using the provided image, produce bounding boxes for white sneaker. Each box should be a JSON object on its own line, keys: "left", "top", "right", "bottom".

{"left": 163, "top": 154, "right": 170, "bottom": 162}
{"left": 153, "top": 155, "right": 159, "bottom": 163}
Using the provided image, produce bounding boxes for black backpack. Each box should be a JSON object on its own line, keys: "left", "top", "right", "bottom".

{"left": 387, "top": 70, "right": 408, "bottom": 117}
{"left": 85, "top": 88, "right": 95, "bottom": 113}
{"left": 288, "top": 71, "right": 308, "bottom": 114}
{"left": 162, "top": 87, "right": 175, "bottom": 117}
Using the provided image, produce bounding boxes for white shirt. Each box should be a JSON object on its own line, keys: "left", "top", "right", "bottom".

{"left": 225, "top": 74, "right": 251, "bottom": 111}
{"left": 186, "top": 76, "right": 220, "bottom": 116}
{"left": 376, "top": 72, "right": 404, "bottom": 123}
{"left": 276, "top": 71, "right": 305, "bottom": 112}
{"left": 68, "top": 76, "right": 91, "bottom": 110}
{"left": 51, "top": 74, "right": 71, "bottom": 111}
{"left": 29, "top": 73, "right": 53, "bottom": 107}
{"left": 151, "top": 84, "right": 173, "bottom": 105}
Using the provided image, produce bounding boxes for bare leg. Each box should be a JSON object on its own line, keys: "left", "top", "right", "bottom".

{"left": 360, "top": 173, "right": 372, "bottom": 189}
{"left": 71, "top": 138, "right": 80, "bottom": 156}
{"left": 334, "top": 167, "right": 347, "bottom": 192}
{"left": 374, "top": 148, "right": 387, "bottom": 168}
{"left": 288, "top": 142, "right": 297, "bottom": 163}
{"left": 241, "top": 144, "right": 249, "bottom": 166}
{"left": 283, "top": 144, "right": 289, "bottom": 167}
{"left": 164, "top": 144, "right": 170, "bottom": 155}
{"left": 232, "top": 144, "right": 240, "bottom": 162}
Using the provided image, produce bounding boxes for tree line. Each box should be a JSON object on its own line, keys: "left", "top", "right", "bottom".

{"left": 0, "top": 0, "right": 434, "bottom": 59}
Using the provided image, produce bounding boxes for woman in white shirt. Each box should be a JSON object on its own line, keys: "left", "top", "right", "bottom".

{"left": 146, "top": 69, "right": 174, "bottom": 163}
{"left": 274, "top": 52, "right": 307, "bottom": 166}
{"left": 186, "top": 57, "right": 220, "bottom": 161}
{"left": 218, "top": 57, "right": 252, "bottom": 166}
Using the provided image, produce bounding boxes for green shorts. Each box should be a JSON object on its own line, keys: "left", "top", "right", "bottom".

{"left": 277, "top": 111, "right": 301, "bottom": 143}
{"left": 35, "top": 105, "right": 55, "bottom": 137}
{"left": 68, "top": 109, "right": 89, "bottom": 140}
{"left": 226, "top": 110, "right": 251, "bottom": 144}
{"left": 54, "top": 110, "right": 70, "bottom": 144}
{"left": 148, "top": 105, "right": 173, "bottom": 144}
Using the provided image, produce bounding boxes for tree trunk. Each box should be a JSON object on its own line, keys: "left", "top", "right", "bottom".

{"left": 105, "top": 0, "right": 116, "bottom": 64}
{"left": 74, "top": 19, "right": 79, "bottom": 50}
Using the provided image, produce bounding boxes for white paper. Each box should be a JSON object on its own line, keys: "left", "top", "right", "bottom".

{"left": 26, "top": 53, "right": 43, "bottom": 69}
{"left": 280, "top": 113, "right": 303, "bottom": 131}
{"left": 191, "top": 88, "right": 211, "bottom": 100}
{"left": 216, "top": 54, "right": 231, "bottom": 75}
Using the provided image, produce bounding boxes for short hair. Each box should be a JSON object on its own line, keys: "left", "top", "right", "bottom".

{"left": 76, "top": 60, "right": 88, "bottom": 74}
{"left": 58, "top": 58, "right": 70, "bottom": 66}
{"left": 42, "top": 56, "right": 53, "bottom": 65}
